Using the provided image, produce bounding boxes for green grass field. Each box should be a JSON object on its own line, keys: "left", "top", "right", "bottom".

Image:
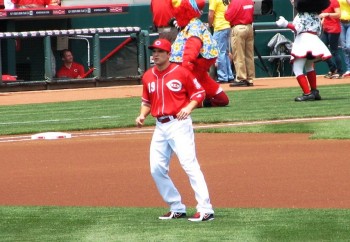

{"left": 1, "top": 207, "right": 350, "bottom": 241}
{"left": 0, "top": 84, "right": 349, "bottom": 137}
{"left": 1, "top": 84, "right": 350, "bottom": 241}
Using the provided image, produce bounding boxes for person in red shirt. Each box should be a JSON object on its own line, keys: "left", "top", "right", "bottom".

{"left": 11, "top": 0, "right": 60, "bottom": 8}
{"left": 56, "top": 49, "right": 85, "bottom": 79}
{"left": 135, "top": 38, "right": 215, "bottom": 222}
{"left": 320, "top": 0, "right": 343, "bottom": 78}
{"left": 150, "top": 0, "right": 178, "bottom": 43}
{"left": 225, "top": 0, "right": 255, "bottom": 87}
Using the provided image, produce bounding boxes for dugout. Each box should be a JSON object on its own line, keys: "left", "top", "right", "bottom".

{"left": 0, "top": 2, "right": 148, "bottom": 90}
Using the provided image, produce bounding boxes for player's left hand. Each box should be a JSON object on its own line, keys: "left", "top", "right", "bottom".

{"left": 176, "top": 107, "right": 191, "bottom": 120}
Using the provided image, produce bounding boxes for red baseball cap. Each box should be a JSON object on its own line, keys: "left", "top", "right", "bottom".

{"left": 148, "top": 39, "right": 171, "bottom": 52}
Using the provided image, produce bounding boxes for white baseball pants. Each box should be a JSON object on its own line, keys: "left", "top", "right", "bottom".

{"left": 150, "top": 117, "right": 214, "bottom": 214}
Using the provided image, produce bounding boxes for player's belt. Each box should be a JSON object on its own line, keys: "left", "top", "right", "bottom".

{"left": 157, "top": 115, "right": 177, "bottom": 123}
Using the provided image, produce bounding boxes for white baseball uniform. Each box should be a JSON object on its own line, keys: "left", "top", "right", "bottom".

{"left": 141, "top": 63, "right": 214, "bottom": 214}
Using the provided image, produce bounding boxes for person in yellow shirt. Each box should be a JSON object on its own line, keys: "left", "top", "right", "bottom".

{"left": 208, "top": 0, "right": 235, "bottom": 83}
{"left": 339, "top": 0, "right": 350, "bottom": 76}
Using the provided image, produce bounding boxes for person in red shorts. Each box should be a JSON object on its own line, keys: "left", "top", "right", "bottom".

{"left": 56, "top": 49, "right": 85, "bottom": 79}
{"left": 11, "top": 0, "right": 60, "bottom": 8}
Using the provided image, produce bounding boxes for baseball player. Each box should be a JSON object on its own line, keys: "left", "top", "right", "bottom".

{"left": 56, "top": 49, "right": 85, "bottom": 79}
{"left": 135, "top": 38, "right": 214, "bottom": 222}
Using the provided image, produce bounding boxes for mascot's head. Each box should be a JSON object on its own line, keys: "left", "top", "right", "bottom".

{"left": 170, "top": 0, "right": 205, "bottom": 27}
{"left": 293, "top": 0, "right": 330, "bottom": 14}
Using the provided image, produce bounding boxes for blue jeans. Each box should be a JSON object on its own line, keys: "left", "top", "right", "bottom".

{"left": 340, "top": 22, "right": 350, "bottom": 72}
{"left": 213, "top": 28, "right": 234, "bottom": 82}
{"left": 321, "top": 31, "right": 343, "bottom": 74}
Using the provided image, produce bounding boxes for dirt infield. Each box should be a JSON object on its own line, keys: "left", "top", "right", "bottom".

{"left": 1, "top": 76, "right": 350, "bottom": 209}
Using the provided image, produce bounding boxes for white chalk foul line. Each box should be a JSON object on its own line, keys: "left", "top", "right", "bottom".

{"left": 194, "top": 116, "right": 350, "bottom": 129}
{"left": 0, "top": 128, "right": 155, "bottom": 143}
{"left": 0, "top": 116, "right": 349, "bottom": 143}
{"left": 0, "top": 116, "right": 119, "bottom": 126}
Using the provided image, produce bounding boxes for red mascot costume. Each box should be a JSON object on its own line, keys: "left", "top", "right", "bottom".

{"left": 168, "top": 0, "right": 230, "bottom": 107}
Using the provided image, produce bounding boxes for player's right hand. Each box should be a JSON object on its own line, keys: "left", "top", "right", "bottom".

{"left": 135, "top": 115, "right": 145, "bottom": 128}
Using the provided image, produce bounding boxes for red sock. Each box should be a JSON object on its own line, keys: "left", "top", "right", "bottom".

{"left": 296, "top": 75, "right": 311, "bottom": 94}
{"left": 306, "top": 70, "right": 317, "bottom": 90}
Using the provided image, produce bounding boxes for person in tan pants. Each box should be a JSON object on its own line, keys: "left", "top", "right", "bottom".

{"left": 225, "top": 0, "right": 255, "bottom": 87}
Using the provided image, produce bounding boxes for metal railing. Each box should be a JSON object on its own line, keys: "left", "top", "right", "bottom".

{"left": 0, "top": 26, "right": 144, "bottom": 84}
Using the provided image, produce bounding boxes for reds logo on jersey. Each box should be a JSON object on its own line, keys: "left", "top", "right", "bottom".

{"left": 166, "top": 79, "right": 182, "bottom": 92}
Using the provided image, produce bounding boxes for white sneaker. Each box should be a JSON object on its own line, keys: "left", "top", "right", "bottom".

{"left": 342, "top": 71, "right": 350, "bottom": 77}
{"left": 158, "top": 211, "right": 186, "bottom": 220}
{"left": 188, "top": 212, "right": 214, "bottom": 222}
